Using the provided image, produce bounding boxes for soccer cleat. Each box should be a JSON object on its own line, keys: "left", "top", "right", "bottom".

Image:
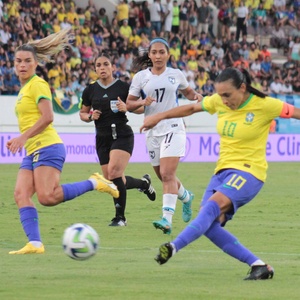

{"left": 182, "top": 191, "right": 194, "bottom": 223}
{"left": 9, "top": 242, "right": 45, "bottom": 254}
{"left": 89, "top": 173, "right": 119, "bottom": 198}
{"left": 155, "top": 242, "right": 174, "bottom": 265}
{"left": 109, "top": 217, "right": 127, "bottom": 227}
{"left": 140, "top": 174, "right": 156, "bottom": 201}
{"left": 153, "top": 217, "right": 172, "bottom": 234}
{"left": 244, "top": 264, "right": 274, "bottom": 280}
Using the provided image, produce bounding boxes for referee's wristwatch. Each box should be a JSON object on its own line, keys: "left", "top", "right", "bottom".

{"left": 88, "top": 114, "right": 93, "bottom": 121}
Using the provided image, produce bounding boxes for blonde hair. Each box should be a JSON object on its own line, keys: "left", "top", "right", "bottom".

{"left": 16, "top": 29, "right": 73, "bottom": 65}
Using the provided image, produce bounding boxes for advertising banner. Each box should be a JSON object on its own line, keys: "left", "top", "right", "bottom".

{"left": 1, "top": 133, "right": 299, "bottom": 164}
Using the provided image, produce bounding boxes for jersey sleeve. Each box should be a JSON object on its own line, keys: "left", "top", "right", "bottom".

{"left": 129, "top": 71, "right": 143, "bottom": 98}
{"left": 32, "top": 80, "right": 52, "bottom": 103}
{"left": 81, "top": 85, "right": 92, "bottom": 107}
{"left": 263, "top": 96, "right": 284, "bottom": 120}
{"left": 177, "top": 69, "right": 189, "bottom": 90}
{"left": 201, "top": 94, "right": 218, "bottom": 115}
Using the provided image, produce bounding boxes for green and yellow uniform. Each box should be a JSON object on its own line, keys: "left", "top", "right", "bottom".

{"left": 15, "top": 75, "right": 62, "bottom": 155}
{"left": 202, "top": 93, "right": 284, "bottom": 181}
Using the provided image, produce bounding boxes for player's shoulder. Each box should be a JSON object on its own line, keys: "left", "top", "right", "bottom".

{"left": 113, "top": 78, "right": 130, "bottom": 89}
{"left": 27, "top": 75, "right": 49, "bottom": 89}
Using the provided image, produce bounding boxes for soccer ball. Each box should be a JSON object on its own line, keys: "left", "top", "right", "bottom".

{"left": 62, "top": 223, "right": 99, "bottom": 260}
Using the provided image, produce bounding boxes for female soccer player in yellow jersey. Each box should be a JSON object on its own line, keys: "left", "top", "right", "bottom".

{"left": 7, "top": 29, "right": 119, "bottom": 255}
{"left": 140, "top": 67, "right": 300, "bottom": 280}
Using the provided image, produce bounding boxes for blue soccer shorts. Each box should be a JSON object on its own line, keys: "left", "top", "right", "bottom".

{"left": 20, "top": 143, "right": 66, "bottom": 172}
{"left": 201, "top": 168, "right": 264, "bottom": 224}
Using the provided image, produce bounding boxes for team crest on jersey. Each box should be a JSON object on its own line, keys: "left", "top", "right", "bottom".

{"left": 245, "top": 112, "right": 255, "bottom": 123}
{"left": 168, "top": 77, "right": 175, "bottom": 84}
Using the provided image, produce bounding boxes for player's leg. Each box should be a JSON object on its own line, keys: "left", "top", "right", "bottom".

{"left": 205, "top": 221, "right": 274, "bottom": 280}
{"left": 126, "top": 174, "right": 156, "bottom": 201}
{"left": 177, "top": 180, "right": 194, "bottom": 223}
{"left": 33, "top": 144, "right": 118, "bottom": 206}
{"left": 152, "top": 155, "right": 180, "bottom": 234}
{"left": 9, "top": 166, "right": 44, "bottom": 254}
{"left": 106, "top": 148, "right": 130, "bottom": 226}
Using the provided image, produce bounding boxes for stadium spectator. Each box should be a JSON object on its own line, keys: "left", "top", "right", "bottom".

{"left": 128, "top": 0, "right": 139, "bottom": 30}
{"left": 7, "top": 29, "right": 119, "bottom": 255}
{"left": 270, "top": 24, "right": 288, "bottom": 49}
{"left": 163, "top": 0, "right": 173, "bottom": 38}
{"left": 60, "top": 16, "right": 72, "bottom": 30}
{"left": 248, "top": 42, "right": 261, "bottom": 63}
{"left": 39, "top": 0, "right": 52, "bottom": 15}
{"left": 260, "top": 55, "right": 272, "bottom": 80}
{"left": 235, "top": 0, "right": 249, "bottom": 41}
{"left": 127, "top": 38, "right": 200, "bottom": 235}
{"left": 211, "top": 40, "right": 225, "bottom": 60}
{"left": 150, "top": 0, "right": 163, "bottom": 35}
{"left": 116, "top": 0, "right": 129, "bottom": 26}
{"left": 0, "top": 23, "right": 12, "bottom": 45}
{"left": 217, "top": 2, "right": 231, "bottom": 39}
{"left": 261, "top": 78, "right": 271, "bottom": 94}
{"left": 141, "top": 67, "right": 300, "bottom": 280}
{"left": 119, "top": 19, "right": 132, "bottom": 40}
{"left": 99, "top": 7, "right": 110, "bottom": 28}
{"left": 270, "top": 76, "right": 283, "bottom": 94}
{"left": 281, "top": 78, "right": 293, "bottom": 94}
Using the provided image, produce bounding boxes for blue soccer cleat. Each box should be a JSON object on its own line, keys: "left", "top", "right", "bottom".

{"left": 182, "top": 191, "right": 194, "bottom": 223}
{"left": 153, "top": 217, "right": 172, "bottom": 235}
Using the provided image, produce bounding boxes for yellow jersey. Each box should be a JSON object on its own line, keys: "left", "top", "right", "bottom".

{"left": 15, "top": 75, "right": 62, "bottom": 155}
{"left": 202, "top": 93, "right": 284, "bottom": 181}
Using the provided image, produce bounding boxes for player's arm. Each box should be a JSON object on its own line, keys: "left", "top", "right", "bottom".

{"left": 279, "top": 102, "right": 300, "bottom": 119}
{"left": 126, "top": 94, "right": 154, "bottom": 114}
{"left": 79, "top": 104, "right": 94, "bottom": 122}
{"left": 23, "top": 99, "right": 54, "bottom": 138}
{"left": 180, "top": 86, "right": 203, "bottom": 102}
{"left": 292, "top": 106, "right": 300, "bottom": 119}
{"left": 140, "top": 101, "right": 203, "bottom": 132}
{"left": 7, "top": 99, "right": 53, "bottom": 154}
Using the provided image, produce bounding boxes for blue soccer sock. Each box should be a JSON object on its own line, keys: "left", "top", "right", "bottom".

{"left": 205, "top": 221, "right": 260, "bottom": 266}
{"left": 62, "top": 180, "right": 94, "bottom": 201}
{"left": 173, "top": 200, "right": 220, "bottom": 251}
{"left": 20, "top": 206, "right": 41, "bottom": 242}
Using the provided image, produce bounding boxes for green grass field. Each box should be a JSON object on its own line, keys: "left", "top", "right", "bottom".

{"left": 0, "top": 162, "right": 300, "bottom": 300}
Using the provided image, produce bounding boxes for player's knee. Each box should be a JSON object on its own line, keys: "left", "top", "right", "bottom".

{"left": 14, "top": 188, "right": 28, "bottom": 205}
{"left": 36, "top": 191, "right": 56, "bottom": 206}
{"left": 107, "top": 167, "right": 123, "bottom": 180}
{"left": 159, "top": 171, "right": 175, "bottom": 183}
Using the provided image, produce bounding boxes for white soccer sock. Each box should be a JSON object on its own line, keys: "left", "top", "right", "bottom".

{"left": 178, "top": 183, "right": 190, "bottom": 203}
{"left": 162, "top": 194, "right": 177, "bottom": 223}
{"left": 29, "top": 241, "right": 43, "bottom": 248}
{"left": 88, "top": 178, "right": 97, "bottom": 189}
{"left": 251, "top": 259, "right": 265, "bottom": 266}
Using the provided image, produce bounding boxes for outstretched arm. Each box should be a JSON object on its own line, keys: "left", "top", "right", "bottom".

{"left": 140, "top": 101, "right": 203, "bottom": 132}
{"left": 181, "top": 86, "right": 203, "bottom": 102}
{"left": 292, "top": 106, "right": 300, "bottom": 119}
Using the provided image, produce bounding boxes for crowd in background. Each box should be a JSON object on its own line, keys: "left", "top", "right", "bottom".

{"left": 1, "top": 0, "right": 300, "bottom": 97}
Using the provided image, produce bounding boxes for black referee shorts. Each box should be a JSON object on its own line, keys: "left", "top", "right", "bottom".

{"left": 95, "top": 133, "right": 134, "bottom": 165}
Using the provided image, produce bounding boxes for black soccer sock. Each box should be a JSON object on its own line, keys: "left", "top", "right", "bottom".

{"left": 112, "top": 177, "right": 126, "bottom": 219}
{"left": 125, "top": 175, "right": 147, "bottom": 190}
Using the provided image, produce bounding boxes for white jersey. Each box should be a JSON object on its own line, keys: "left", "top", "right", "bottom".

{"left": 129, "top": 67, "right": 189, "bottom": 137}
